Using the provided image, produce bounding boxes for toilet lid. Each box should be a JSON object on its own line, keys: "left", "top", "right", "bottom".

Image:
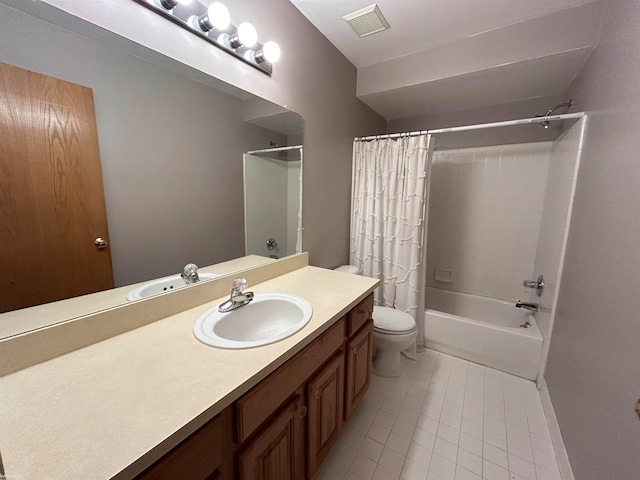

{"left": 373, "top": 306, "right": 416, "bottom": 334}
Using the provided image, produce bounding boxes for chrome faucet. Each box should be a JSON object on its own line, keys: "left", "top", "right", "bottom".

{"left": 218, "top": 278, "right": 254, "bottom": 313}
{"left": 181, "top": 263, "right": 200, "bottom": 285}
{"left": 515, "top": 301, "right": 538, "bottom": 313}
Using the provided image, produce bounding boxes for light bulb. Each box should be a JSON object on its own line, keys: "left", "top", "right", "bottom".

{"left": 194, "top": 2, "right": 230, "bottom": 32}
{"left": 236, "top": 22, "right": 257, "bottom": 48}
{"left": 207, "top": 2, "right": 230, "bottom": 30}
{"left": 261, "top": 41, "right": 281, "bottom": 63}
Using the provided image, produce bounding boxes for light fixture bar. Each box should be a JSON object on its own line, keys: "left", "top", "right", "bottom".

{"left": 134, "top": 0, "right": 277, "bottom": 75}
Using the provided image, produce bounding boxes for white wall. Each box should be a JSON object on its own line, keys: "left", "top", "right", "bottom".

{"left": 530, "top": 119, "right": 585, "bottom": 341}
{"left": 427, "top": 143, "right": 551, "bottom": 302}
{"left": 286, "top": 160, "right": 302, "bottom": 257}
{"left": 244, "top": 155, "right": 289, "bottom": 258}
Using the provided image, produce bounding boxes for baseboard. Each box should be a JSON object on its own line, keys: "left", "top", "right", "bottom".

{"left": 539, "top": 379, "right": 575, "bottom": 480}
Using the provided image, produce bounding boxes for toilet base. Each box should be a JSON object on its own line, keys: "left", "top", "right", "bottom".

{"left": 373, "top": 349, "right": 404, "bottom": 377}
{"left": 371, "top": 328, "right": 417, "bottom": 378}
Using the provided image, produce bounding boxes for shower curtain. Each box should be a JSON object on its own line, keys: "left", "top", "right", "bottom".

{"left": 350, "top": 134, "right": 431, "bottom": 350}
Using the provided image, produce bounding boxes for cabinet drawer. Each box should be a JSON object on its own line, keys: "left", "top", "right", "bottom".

{"left": 236, "top": 317, "right": 346, "bottom": 443}
{"left": 137, "top": 414, "right": 223, "bottom": 480}
{"left": 348, "top": 293, "right": 374, "bottom": 337}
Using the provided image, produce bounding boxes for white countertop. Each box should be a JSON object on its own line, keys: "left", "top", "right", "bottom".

{"left": 0, "top": 266, "right": 378, "bottom": 479}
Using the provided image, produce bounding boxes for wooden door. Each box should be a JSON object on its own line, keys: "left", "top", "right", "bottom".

{"left": 238, "top": 394, "right": 306, "bottom": 480}
{"left": 345, "top": 321, "right": 373, "bottom": 420}
{"left": 307, "top": 351, "right": 345, "bottom": 478}
{"left": 0, "top": 62, "right": 113, "bottom": 313}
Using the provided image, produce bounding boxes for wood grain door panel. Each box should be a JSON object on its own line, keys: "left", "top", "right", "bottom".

{"left": 345, "top": 320, "right": 373, "bottom": 420}
{"left": 0, "top": 62, "right": 113, "bottom": 312}
{"left": 307, "top": 351, "right": 345, "bottom": 478}
{"left": 238, "top": 394, "right": 305, "bottom": 480}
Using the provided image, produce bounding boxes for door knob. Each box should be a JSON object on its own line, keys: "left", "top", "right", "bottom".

{"left": 94, "top": 237, "right": 108, "bottom": 249}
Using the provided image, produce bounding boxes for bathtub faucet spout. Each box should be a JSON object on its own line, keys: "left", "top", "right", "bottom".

{"left": 515, "top": 301, "right": 538, "bottom": 312}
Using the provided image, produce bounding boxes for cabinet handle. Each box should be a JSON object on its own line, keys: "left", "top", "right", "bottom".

{"left": 351, "top": 345, "right": 360, "bottom": 354}
{"left": 298, "top": 405, "right": 308, "bottom": 418}
{"left": 313, "top": 388, "right": 322, "bottom": 400}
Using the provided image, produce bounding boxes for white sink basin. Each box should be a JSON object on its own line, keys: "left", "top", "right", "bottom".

{"left": 126, "top": 273, "right": 221, "bottom": 301}
{"left": 193, "top": 293, "right": 313, "bottom": 349}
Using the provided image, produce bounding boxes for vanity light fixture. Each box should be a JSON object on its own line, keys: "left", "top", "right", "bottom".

{"left": 136, "top": 0, "right": 280, "bottom": 75}
{"left": 156, "top": 0, "right": 192, "bottom": 10}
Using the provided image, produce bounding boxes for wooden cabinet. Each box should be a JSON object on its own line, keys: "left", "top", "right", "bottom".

{"left": 238, "top": 394, "right": 306, "bottom": 480}
{"left": 306, "top": 352, "right": 345, "bottom": 477}
{"left": 345, "top": 319, "right": 373, "bottom": 420}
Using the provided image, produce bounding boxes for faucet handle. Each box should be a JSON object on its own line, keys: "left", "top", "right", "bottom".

{"left": 183, "top": 263, "right": 199, "bottom": 275}
{"left": 181, "top": 263, "right": 200, "bottom": 284}
{"left": 232, "top": 277, "right": 248, "bottom": 293}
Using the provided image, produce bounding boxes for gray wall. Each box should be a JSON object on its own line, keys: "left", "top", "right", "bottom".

{"left": 387, "top": 97, "right": 563, "bottom": 149}
{"left": 0, "top": 4, "right": 286, "bottom": 286}
{"left": 545, "top": 2, "right": 640, "bottom": 479}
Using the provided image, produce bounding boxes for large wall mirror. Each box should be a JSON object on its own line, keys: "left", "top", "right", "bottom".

{"left": 0, "top": 0, "right": 303, "bottom": 338}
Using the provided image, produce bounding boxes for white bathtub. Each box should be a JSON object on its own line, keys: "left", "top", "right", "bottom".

{"left": 425, "top": 287, "right": 543, "bottom": 380}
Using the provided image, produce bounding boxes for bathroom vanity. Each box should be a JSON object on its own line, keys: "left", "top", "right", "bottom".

{"left": 0, "top": 255, "right": 378, "bottom": 480}
{"left": 138, "top": 293, "right": 373, "bottom": 480}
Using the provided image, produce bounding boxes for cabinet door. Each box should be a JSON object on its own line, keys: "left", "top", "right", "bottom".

{"left": 307, "top": 352, "right": 345, "bottom": 477}
{"left": 345, "top": 320, "right": 373, "bottom": 420}
{"left": 238, "top": 395, "right": 306, "bottom": 480}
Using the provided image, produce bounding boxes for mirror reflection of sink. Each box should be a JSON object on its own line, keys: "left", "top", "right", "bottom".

{"left": 126, "top": 273, "right": 221, "bottom": 301}
{"left": 193, "top": 293, "right": 313, "bottom": 349}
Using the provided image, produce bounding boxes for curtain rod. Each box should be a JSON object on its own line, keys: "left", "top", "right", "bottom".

{"left": 247, "top": 145, "right": 303, "bottom": 155}
{"left": 354, "top": 112, "right": 585, "bottom": 142}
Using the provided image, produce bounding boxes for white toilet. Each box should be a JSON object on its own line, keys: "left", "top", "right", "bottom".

{"left": 334, "top": 265, "right": 418, "bottom": 377}
{"left": 371, "top": 306, "right": 417, "bottom": 377}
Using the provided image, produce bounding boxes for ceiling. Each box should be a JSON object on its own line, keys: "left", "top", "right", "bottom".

{"left": 289, "top": 0, "right": 604, "bottom": 120}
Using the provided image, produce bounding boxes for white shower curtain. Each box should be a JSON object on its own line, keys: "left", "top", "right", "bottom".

{"left": 350, "top": 134, "right": 431, "bottom": 350}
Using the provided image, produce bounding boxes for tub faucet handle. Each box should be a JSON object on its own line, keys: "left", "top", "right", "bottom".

{"left": 523, "top": 274, "right": 544, "bottom": 297}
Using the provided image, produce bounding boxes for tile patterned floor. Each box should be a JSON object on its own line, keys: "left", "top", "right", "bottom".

{"left": 315, "top": 349, "right": 563, "bottom": 480}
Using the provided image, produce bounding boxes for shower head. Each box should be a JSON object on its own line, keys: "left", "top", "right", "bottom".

{"left": 535, "top": 99, "right": 574, "bottom": 128}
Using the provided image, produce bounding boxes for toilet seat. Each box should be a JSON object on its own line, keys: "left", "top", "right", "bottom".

{"left": 373, "top": 306, "right": 416, "bottom": 335}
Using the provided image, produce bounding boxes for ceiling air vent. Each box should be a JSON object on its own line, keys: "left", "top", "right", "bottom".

{"left": 343, "top": 4, "right": 390, "bottom": 38}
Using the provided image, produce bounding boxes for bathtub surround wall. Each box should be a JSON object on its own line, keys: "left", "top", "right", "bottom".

{"left": 529, "top": 118, "right": 586, "bottom": 379}
{"left": 427, "top": 143, "right": 552, "bottom": 302}
{"left": 545, "top": 2, "right": 640, "bottom": 479}
{"left": 243, "top": 154, "right": 301, "bottom": 258}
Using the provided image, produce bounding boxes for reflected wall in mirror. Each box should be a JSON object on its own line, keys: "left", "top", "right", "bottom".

{"left": 244, "top": 145, "right": 303, "bottom": 259}
{"left": 0, "top": 0, "right": 303, "bottom": 338}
